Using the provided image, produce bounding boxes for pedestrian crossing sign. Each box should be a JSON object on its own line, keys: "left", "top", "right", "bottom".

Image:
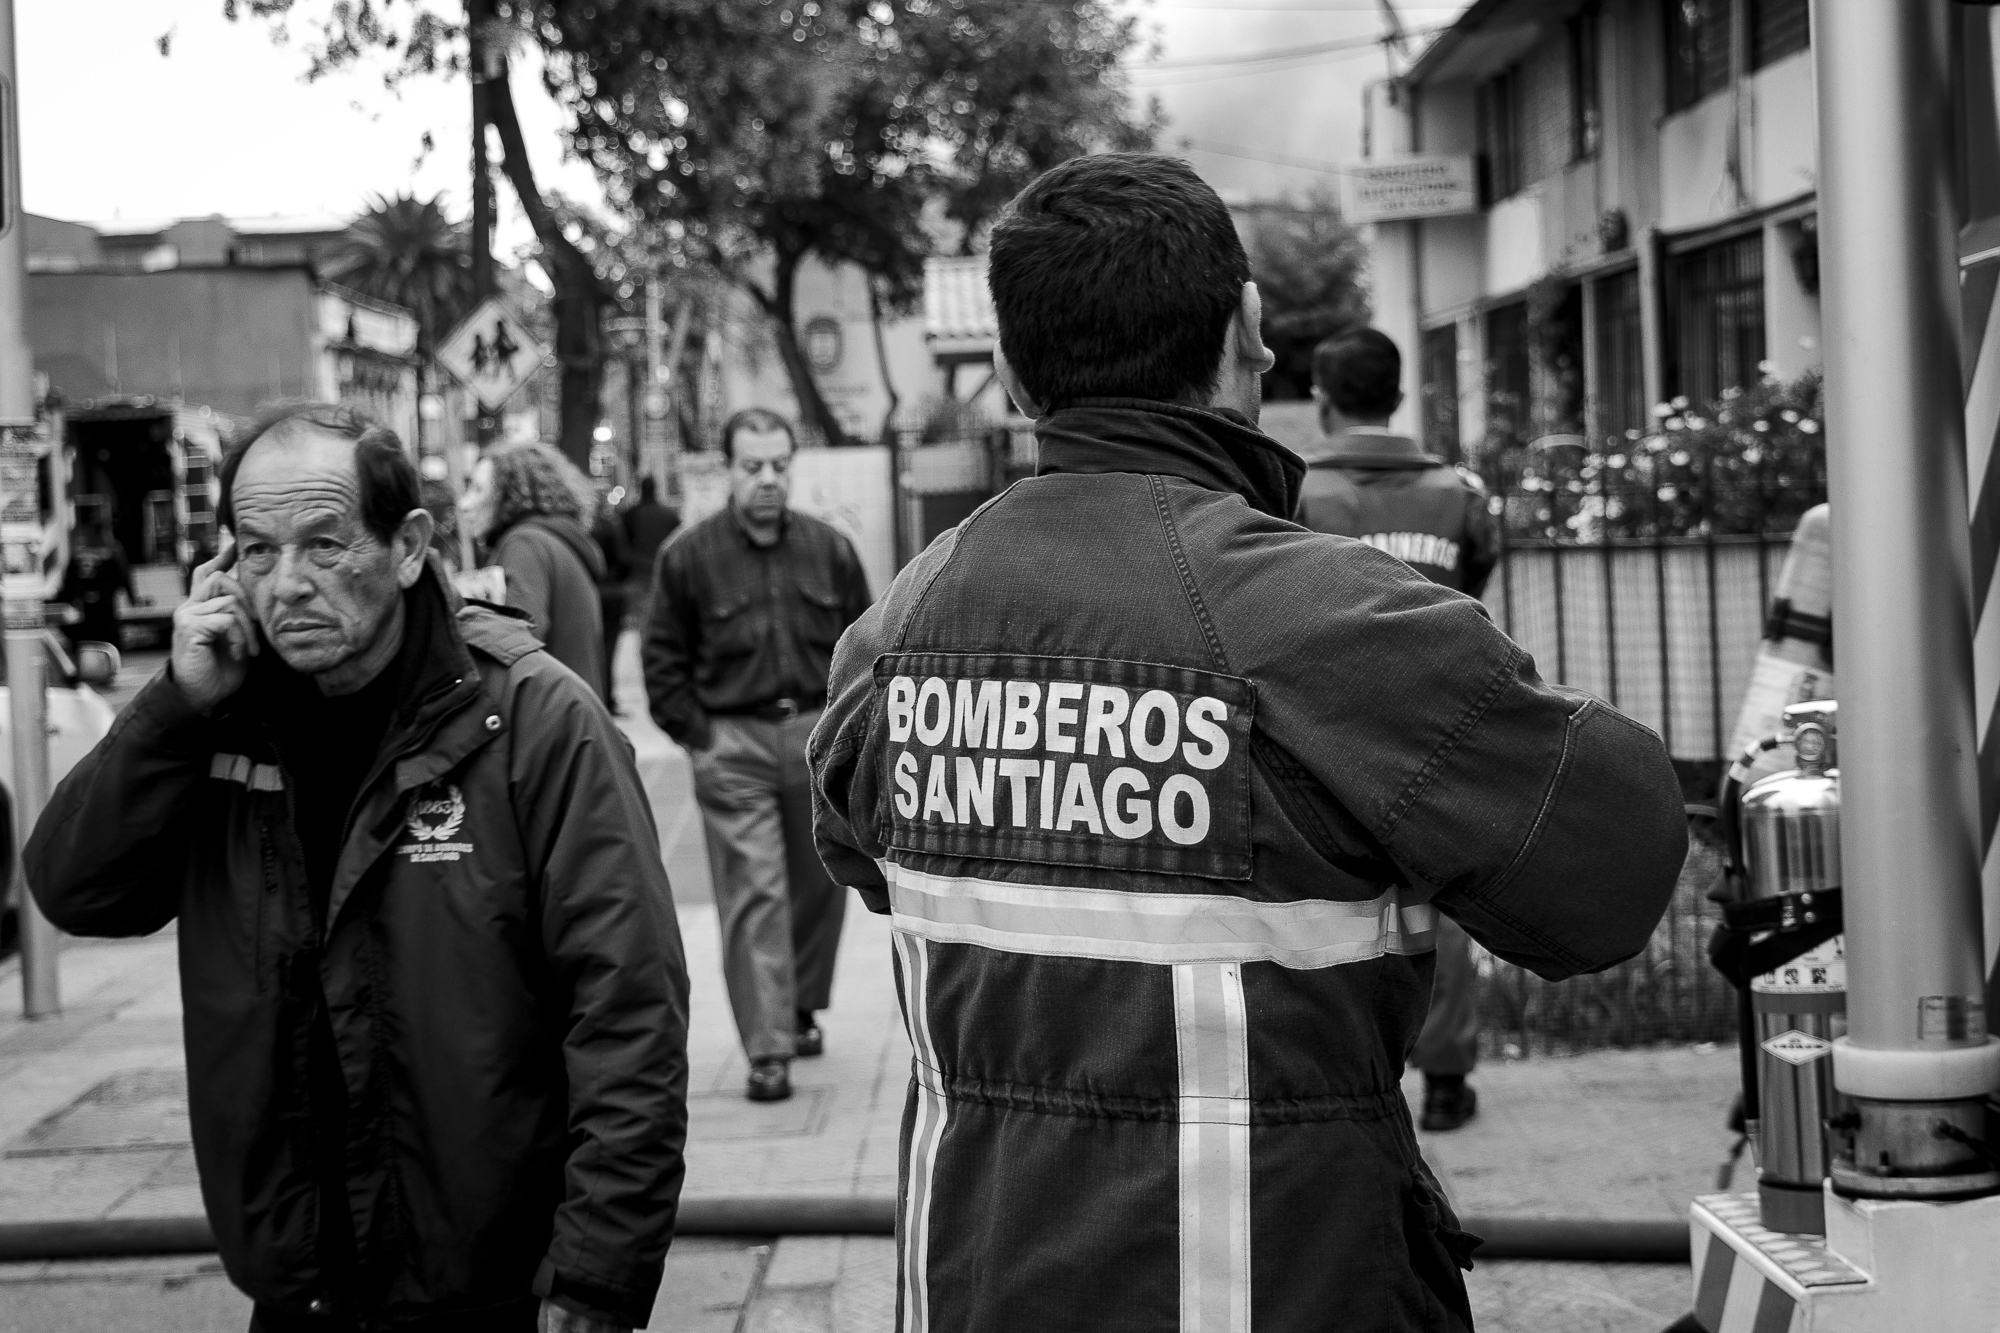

{"left": 436, "top": 298, "right": 547, "bottom": 411}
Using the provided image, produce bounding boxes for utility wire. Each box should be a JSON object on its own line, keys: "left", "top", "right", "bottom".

{"left": 1182, "top": 139, "right": 1361, "bottom": 176}
{"left": 1134, "top": 24, "right": 1441, "bottom": 69}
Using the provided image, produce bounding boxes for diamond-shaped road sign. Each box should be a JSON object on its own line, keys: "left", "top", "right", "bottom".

{"left": 436, "top": 298, "right": 548, "bottom": 411}
{"left": 1760, "top": 1030, "right": 1834, "bottom": 1066}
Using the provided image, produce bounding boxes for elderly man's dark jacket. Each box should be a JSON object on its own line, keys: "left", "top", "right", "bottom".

{"left": 26, "top": 573, "right": 689, "bottom": 1328}
{"left": 809, "top": 399, "right": 1686, "bottom": 1332}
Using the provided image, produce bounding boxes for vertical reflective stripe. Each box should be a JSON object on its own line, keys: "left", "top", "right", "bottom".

{"left": 895, "top": 928, "right": 948, "bottom": 1333}
{"left": 1174, "top": 962, "right": 1251, "bottom": 1333}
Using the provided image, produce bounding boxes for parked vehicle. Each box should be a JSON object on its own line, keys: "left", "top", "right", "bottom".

{"left": 57, "top": 398, "right": 223, "bottom": 638}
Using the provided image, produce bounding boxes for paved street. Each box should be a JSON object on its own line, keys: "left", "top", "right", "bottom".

{"left": 0, "top": 637, "right": 1739, "bottom": 1331}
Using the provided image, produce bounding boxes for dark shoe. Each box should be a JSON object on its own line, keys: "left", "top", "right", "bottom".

{"left": 1420, "top": 1077, "right": 1478, "bottom": 1132}
{"left": 796, "top": 1010, "right": 824, "bottom": 1058}
{"left": 747, "top": 1058, "right": 793, "bottom": 1102}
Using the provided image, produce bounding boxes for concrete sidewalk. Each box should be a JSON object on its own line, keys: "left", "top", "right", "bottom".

{"left": 0, "top": 638, "right": 1733, "bottom": 1330}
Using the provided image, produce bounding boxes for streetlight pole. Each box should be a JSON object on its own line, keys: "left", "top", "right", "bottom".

{"left": 1814, "top": 0, "right": 2000, "bottom": 1195}
{"left": 0, "top": 0, "right": 58, "bottom": 1018}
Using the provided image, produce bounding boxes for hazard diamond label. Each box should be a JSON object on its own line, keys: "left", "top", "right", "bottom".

{"left": 1761, "top": 1030, "right": 1833, "bottom": 1066}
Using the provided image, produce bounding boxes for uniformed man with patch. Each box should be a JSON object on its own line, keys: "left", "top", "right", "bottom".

{"left": 809, "top": 153, "right": 1687, "bottom": 1333}
{"left": 1301, "top": 326, "right": 1502, "bottom": 1134}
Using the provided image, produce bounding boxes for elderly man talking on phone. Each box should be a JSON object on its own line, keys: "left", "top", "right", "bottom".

{"left": 27, "top": 403, "right": 690, "bottom": 1333}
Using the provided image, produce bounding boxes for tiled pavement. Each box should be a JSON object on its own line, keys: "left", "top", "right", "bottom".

{"left": 0, "top": 637, "right": 1737, "bottom": 1331}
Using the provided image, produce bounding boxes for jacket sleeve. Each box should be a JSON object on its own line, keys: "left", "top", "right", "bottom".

{"left": 24, "top": 671, "right": 212, "bottom": 937}
{"left": 509, "top": 662, "right": 690, "bottom": 1326}
{"left": 1205, "top": 521, "right": 1686, "bottom": 981}
{"left": 640, "top": 538, "right": 710, "bottom": 749}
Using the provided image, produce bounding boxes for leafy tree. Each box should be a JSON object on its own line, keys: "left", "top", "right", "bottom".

{"left": 321, "top": 193, "right": 478, "bottom": 358}
{"left": 1243, "top": 194, "right": 1372, "bottom": 399}
{"left": 553, "top": 0, "right": 1154, "bottom": 444}
{"left": 218, "top": 1, "right": 613, "bottom": 469}
{"left": 891, "top": 3, "right": 1160, "bottom": 255}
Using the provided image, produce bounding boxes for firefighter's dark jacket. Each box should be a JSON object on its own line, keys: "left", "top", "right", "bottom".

{"left": 809, "top": 399, "right": 1685, "bottom": 1331}
{"left": 26, "top": 570, "right": 689, "bottom": 1328}
{"left": 1298, "top": 428, "right": 1501, "bottom": 597}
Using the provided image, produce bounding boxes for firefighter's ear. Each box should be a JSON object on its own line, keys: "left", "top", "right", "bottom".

{"left": 993, "top": 345, "right": 1045, "bottom": 420}
{"left": 391, "top": 507, "right": 435, "bottom": 590}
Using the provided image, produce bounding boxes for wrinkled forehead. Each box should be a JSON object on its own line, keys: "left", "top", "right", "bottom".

{"left": 231, "top": 429, "right": 364, "bottom": 529}
{"left": 732, "top": 428, "right": 795, "bottom": 465}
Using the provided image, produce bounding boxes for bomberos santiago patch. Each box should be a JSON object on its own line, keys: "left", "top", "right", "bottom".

{"left": 399, "top": 781, "right": 475, "bottom": 864}
{"left": 875, "top": 653, "right": 1255, "bottom": 879}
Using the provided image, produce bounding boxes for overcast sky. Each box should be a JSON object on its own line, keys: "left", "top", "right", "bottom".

{"left": 20, "top": 0, "right": 1469, "bottom": 242}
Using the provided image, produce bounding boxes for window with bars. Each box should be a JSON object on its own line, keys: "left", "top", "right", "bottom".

{"left": 1420, "top": 325, "right": 1461, "bottom": 461}
{"left": 1667, "top": 233, "right": 1767, "bottom": 409}
{"left": 1570, "top": 5, "right": 1602, "bottom": 162}
{"left": 1592, "top": 268, "right": 1647, "bottom": 445}
{"left": 1751, "top": 0, "right": 1808, "bottom": 69}
{"left": 1666, "top": 0, "right": 1733, "bottom": 114}
{"left": 1480, "top": 67, "right": 1523, "bottom": 202}
{"left": 1486, "top": 301, "right": 1532, "bottom": 450}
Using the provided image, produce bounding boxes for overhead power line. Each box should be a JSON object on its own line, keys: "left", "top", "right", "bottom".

{"left": 1182, "top": 139, "right": 1360, "bottom": 176}
{"left": 1135, "top": 27, "right": 1417, "bottom": 69}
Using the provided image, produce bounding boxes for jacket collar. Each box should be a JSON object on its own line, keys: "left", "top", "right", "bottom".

{"left": 1297, "top": 427, "right": 1445, "bottom": 470}
{"left": 1033, "top": 398, "right": 1305, "bottom": 520}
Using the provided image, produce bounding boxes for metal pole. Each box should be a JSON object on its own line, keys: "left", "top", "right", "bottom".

{"left": 468, "top": 0, "right": 496, "bottom": 450}
{"left": 0, "top": 0, "right": 57, "bottom": 1018}
{"left": 1813, "top": 0, "right": 2000, "bottom": 1196}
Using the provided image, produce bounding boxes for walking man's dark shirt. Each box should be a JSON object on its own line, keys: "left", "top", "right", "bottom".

{"left": 643, "top": 506, "right": 872, "bottom": 746}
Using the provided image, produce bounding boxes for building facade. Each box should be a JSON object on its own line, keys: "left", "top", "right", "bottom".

{"left": 24, "top": 213, "right": 419, "bottom": 445}
{"left": 1369, "top": 0, "right": 1821, "bottom": 459}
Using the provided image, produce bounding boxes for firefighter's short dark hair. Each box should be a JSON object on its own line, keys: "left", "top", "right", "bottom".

{"left": 988, "top": 153, "right": 1250, "bottom": 411}
{"left": 1311, "top": 328, "right": 1403, "bottom": 421}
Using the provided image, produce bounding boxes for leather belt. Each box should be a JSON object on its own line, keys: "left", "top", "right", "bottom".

{"left": 717, "top": 695, "right": 824, "bottom": 722}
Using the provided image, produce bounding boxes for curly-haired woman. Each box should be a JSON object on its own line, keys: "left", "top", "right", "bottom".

{"left": 459, "top": 442, "right": 609, "bottom": 700}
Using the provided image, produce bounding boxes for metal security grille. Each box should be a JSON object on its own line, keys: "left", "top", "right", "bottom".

{"left": 1419, "top": 324, "right": 1460, "bottom": 461}
{"left": 1479, "top": 69, "right": 1523, "bottom": 202}
{"left": 1667, "top": 0, "right": 1734, "bottom": 113}
{"left": 1751, "top": 0, "right": 1810, "bottom": 70}
{"left": 1593, "top": 268, "right": 1647, "bottom": 443}
{"left": 1667, "top": 234, "right": 1767, "bottom": 410}
{"left": 1485, "top": 301, "right": 1531, "bottom": 450}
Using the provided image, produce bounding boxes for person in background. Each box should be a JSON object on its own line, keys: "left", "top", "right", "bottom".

{"left": 591, "top": 493, "right": 636, "bottom": 711}
{"left": 1302, "top": 326, "right": 1501, "bottom": 1133}
{"left": 642, "top": 409, "right": 872, "bottom": 1103}
{"left": 809, "top": 153, "right": 1684, "bottom": 1330}
{"left": 418, "top": 477, "right": 463, "bottom": 578}
{"left": 28, "top": 402, "right": 688, "bottom": 1333}
{"left": 59, "top": 511, "right": 135, "bottom": 655}
{"left": 459, "top": 443, "right": 609, "bottom": 700}
{"left": 622, "top": 475, "right": 680, "bottom": 577}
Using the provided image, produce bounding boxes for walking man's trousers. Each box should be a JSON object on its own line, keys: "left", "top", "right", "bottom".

{"left": 687, "top": 709, "right": 847, "bottom": 1060}
{"left": 1412, "top": 915, "right": 1480, "bottom": 1076}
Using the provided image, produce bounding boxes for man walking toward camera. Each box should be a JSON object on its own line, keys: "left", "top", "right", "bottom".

{"left": 1303, "top": 327, "right": 1501, "bottom": 1133}
{"left": 28, "top": 403, "right": 689, "bottom": 1333}
{"left": 810, "top": 154, "right": 1685, "bottom": 1332}
{"left": 644, "top": 408, "right": 871, "bottom": 1102}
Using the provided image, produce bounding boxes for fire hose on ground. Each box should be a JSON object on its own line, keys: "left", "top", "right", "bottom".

{"left": 0, "top": 1202, "right": 1693, "bottom": 1263}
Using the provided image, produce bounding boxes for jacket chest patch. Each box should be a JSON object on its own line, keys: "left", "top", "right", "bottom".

{"left": 398, "top": 781, "right": 475, "bottom": 864}
{"left": 875, "top": 653, "right": 1255, "bottom": 880}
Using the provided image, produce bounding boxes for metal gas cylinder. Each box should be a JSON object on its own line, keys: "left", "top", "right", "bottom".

{"left": 1738, "top": 700, "right": 1847, "bottom": 1234}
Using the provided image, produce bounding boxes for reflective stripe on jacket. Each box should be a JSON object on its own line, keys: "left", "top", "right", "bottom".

{"left": 810, "top": 399, "right": 1686, "bottom": 1333}
{"left": 1297, "top": 430, "right": 1500, "bottom": 598}
{"left": 26, "top": 574, "right": 689, "bottom": 1327}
